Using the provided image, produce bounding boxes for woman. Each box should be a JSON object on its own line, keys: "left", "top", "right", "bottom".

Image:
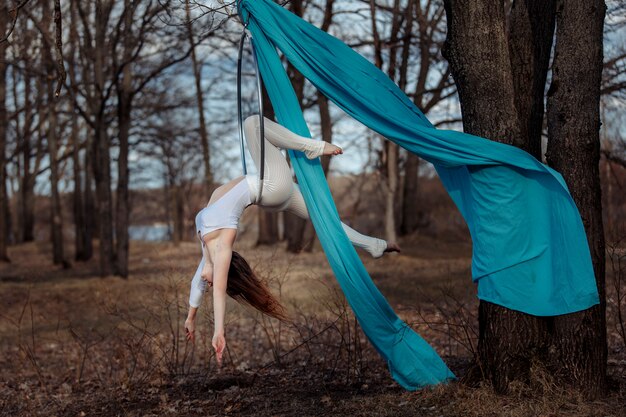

{"left": 184, "top": 115, "right": 400, "bottom": 365}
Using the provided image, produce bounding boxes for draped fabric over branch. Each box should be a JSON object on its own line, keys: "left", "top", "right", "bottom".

{"left": 236, "top": 0, "right": 599, "bottom": 390}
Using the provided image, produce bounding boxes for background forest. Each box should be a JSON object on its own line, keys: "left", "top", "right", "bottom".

{"left": 0, "top": 0, "right": 625, "bottom": 416}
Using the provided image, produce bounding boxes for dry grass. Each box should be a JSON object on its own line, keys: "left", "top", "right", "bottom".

{"left": 0, "top": 237, "right": 624, "bottom": 417}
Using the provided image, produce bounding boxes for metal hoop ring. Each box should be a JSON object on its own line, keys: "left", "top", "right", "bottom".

{"left": 236, "top": 28, "right": 265, "bottom": 204}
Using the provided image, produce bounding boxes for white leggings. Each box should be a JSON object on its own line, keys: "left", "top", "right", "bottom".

{"left": 243, "top": 115, "right": 387, "bottom": 258}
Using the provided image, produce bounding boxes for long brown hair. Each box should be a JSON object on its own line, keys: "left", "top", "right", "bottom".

{"left": 226, "top": 251, "right": 289, "bottom": 321}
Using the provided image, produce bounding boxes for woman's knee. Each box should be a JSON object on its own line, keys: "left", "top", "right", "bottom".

{"left": 244, "top": 115, "right": 260, "bottom": 133}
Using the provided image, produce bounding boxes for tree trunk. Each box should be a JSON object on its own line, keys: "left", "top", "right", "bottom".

{"left": 16, "top": 70, "right": 36, "bottom": 244}
{"left": 20, "top": 78, "right": 36, "bottom": 244}
{"left": 0, "top": 4, "right": 9, "bottom": 261}
{"left": 508, "top": 0, "right": 556, "bottom": 159}
{"left": 185, "top": 0, "right": 212, "bottom": 196}
{"left": 383, "top": 143, "right": 399, "bottom": 242}
{"left": 43, "top": 0, "right": 66, "bottom": 267}
{"left": 115, "top": 0, "right": 133, "bottom": 278}
{"left": 400, "top": 0, "right": 421, "bottom": 236}
{"left": 115, "top": 90, "right": 131, "bottom": 277}
{"left": 93, "top": 1, "right": 115, "bottom": 276}
{"left": 442, "top": 0, "right": 607, "bottom": 397}
{"left": 171, "top": 184, "right": 185, "bottom": 245}
{"left": 546, "top": 0, "right": 607, "bottom": 397}
{"left": 45, "top": 68, "right": 66, "bottom": 266}
{"left": 297, "top": 91, "right": 335, "bottom": 253}
{"left": 442, "top": 0, "right": 523, "bottom": 144}
{"left": 442, "top": 0, "right": 548, "bottom": 393}
{"left": 83, "top": 134, "right": 96, "bottom": 257}
{"left": 68, "top": 1, "right": 90, "bottom": 261}
{"left": 400, "top": 153, "right": 421, "bottom": 235}
{"left": 295, "top": 0, "right": 337, "bottom": 253}
{"left": 71, "top": 114, "right": 89, "bottom": 261}
{"left": 370, "top": 0, "right": 402, "bottom": 243}
{"left": 283, "top": 0, "right": 310, "bottom": 253}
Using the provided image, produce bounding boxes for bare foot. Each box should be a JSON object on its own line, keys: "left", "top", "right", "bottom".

{"left": 384, "top": 242, "right": 401, "bottom": 254}
{"left": 323, "top": 142, "right": 343, "bottom": 156}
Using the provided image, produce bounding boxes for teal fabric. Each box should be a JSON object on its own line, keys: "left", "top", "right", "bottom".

{"left": 236, "top": 0, "right": 599, "bottom": 389}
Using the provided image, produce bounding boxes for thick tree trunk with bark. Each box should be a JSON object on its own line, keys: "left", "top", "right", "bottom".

{"left": 508, "top": 0, "right": 556, "bottom": 159}
{"left": 442, "top": 0, "right": 607, "bottom": 397}
{"left": 0, "top": 5, "right": 9, "bottom": 261}
{"left": 442, "top": 0, "right": 523, "bottom": 144}
{"left": 442, "top": 2, "right": 541, "bottom": 392}
{"left": 546, "top": 0, "right": 607, "bottom": 397}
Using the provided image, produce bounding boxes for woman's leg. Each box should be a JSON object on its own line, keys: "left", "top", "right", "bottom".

{"left": 244, "top": 115, "right": 326, "bottom": 159}
{"left": 283, "top": 183, "right": 389, "bottom": 258}
{"left": 243, "top": 116, "right": 294, "bottom": 207}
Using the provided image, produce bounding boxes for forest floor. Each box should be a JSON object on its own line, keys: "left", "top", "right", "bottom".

{"left": 0, "top": 234, "right": 624, "bottom": 417}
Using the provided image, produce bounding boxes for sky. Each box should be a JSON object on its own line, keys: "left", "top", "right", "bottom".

{"left": 19, "top": 0, "right": 626, "bottom": 195}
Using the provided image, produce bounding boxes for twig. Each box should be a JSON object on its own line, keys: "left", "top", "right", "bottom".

{"left": 251, "top": 315, "right": 342, "bottom": 379}
{"left": 53, "top": 0, "right": 65, "bottom": 96}
{"left": 0, "top": 0, "right": 33, "bottom": 44}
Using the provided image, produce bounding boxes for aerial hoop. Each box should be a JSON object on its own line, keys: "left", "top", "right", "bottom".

{"left": 237, "top": 26, "right": 265, "bottom": 204}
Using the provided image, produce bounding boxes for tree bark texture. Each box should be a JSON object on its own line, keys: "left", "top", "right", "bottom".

{"left": 508, "top": 0, "right": 556, "bottom": 159}
{"left": 546, "top": 0, "right": 607, "bottom": 397}
{"left": 442, "top": 0, "right": 607, "bottom": 397}
{"left": 442, "top": 0, "right": 523, "bottom": 145}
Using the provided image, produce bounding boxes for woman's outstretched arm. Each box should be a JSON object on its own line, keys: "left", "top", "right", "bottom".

{"left": 185, "top": 254, "right": 206, "bottom": 343}
{"left": 211, "top": 244, "right": 232, "bottom": 365}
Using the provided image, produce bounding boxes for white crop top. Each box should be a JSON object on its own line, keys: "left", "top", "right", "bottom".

{"left": 194, "top": 177, "right": 253, "bottom": 239}
{"left": 190, "top": 177, "right": 255, "bottom": 308}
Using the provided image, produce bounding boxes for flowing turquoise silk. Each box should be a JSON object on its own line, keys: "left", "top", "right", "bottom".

{"left": 236, "top": 0, "right": 599, "bottom": 390}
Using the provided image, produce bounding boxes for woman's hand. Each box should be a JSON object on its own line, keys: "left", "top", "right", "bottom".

{"left": 212, "top": 331, "right": 226, "bottom": 366}
{"left": 184, "top": 316, "right": 196, "bottom": 344}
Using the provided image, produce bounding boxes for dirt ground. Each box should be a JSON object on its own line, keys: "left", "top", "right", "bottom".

{"left": 0, "top": 235, "right": 624, "bottom": 417}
